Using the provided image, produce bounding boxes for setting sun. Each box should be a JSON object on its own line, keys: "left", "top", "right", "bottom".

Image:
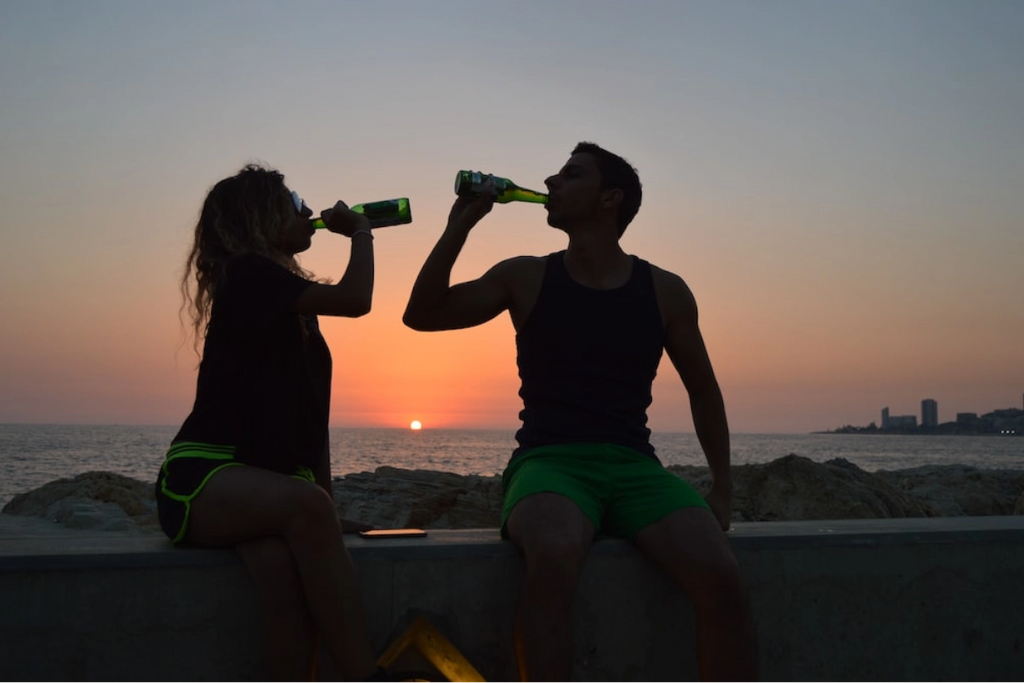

{"left": 410, "top": 420, "right": 422, "bottom": 430}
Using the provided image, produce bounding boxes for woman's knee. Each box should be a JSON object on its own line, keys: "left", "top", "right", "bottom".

{"left": 283, "top": 483, "right": 342, "bottom": 538}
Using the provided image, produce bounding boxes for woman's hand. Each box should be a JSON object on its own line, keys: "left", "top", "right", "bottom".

{"left": 339, "top": 517, "right": 377, "bottom": 534}
{"left": 321, "top": 201, "right": 371, "bottom": 237}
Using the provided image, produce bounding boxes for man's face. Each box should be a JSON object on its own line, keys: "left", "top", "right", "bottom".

{"left": 544, "top": 153, "right": 604, "bottom": 229}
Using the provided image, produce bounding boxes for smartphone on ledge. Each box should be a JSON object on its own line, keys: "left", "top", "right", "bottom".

{"left": 359, "top": 528, "right": 427, "bottom": 539}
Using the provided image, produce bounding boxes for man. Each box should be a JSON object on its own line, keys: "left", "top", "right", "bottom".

{"left": 403, "top": 142, "right": 758, "bottom": 681}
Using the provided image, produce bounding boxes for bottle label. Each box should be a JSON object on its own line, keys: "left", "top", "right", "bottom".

{"left": 458, "top": 171, "right": 507, "bottom": 196}
{"left": 358, "top": 199, "right": 400, "bottom": 218}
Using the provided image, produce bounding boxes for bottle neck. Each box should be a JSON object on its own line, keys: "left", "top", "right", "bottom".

{"left": 505, "top": 188, "right": 548, "bottom": 204}
{"left": 457, "top": 171, "right": 547, "bottom": 204}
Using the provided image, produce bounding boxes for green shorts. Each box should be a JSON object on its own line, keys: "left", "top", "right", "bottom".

{"left": 501, "top": 443, "right": 708, "bottom": 539}
{"left": 154, "top": 441, "right": 315, "bottom": 545}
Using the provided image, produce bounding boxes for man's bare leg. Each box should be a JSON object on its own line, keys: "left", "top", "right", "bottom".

{"left": 506, "top": 492, "right": 594, "bottom": 681}
{"left": 634, "top": 507, "right": 758, "bottom": 681}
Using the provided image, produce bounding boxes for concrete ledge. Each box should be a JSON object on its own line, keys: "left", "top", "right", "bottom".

{"left": 2, "top": 516, "right": 1024, "bottom": 680}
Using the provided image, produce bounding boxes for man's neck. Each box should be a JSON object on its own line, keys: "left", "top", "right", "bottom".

{"left": 563, "top": 229, "right": 632, "bottom": 290}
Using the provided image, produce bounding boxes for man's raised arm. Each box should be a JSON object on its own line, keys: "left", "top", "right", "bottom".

{"left": 403, "top": 193, "right": 510, "bottom": 331}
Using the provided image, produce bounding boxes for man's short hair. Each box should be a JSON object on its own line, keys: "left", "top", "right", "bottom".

{"left": 572, "top": 142, "right": 642, "bottom": 236}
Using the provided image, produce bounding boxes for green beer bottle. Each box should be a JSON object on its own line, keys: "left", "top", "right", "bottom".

{"left": 455, "top": 170, "right": 547, "bottom": 205}
{"left": 313, "top": 197, "right": 412, "bottom": 230}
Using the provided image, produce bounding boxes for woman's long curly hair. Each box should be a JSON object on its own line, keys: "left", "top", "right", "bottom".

{"left": 180, "top": 164, "right": 310, "bottom": 350}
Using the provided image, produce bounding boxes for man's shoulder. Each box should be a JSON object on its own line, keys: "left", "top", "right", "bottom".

{"left": 644, "top": 260, "right": 688, "bottom": 289}
{"left": 642, "top": 260, "right": 697, "bottom": 316}
{"left": 493, "top": 253, "right": 551, "bottom": 278}
{"left": 500, "top": 252, "right": 555, "bottom": 267}
{"left": 491, "top": 254, "right": 552, "bottom": 325}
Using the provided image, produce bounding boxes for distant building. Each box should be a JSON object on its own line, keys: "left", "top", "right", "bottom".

{"left": 922, "top": 399, "right": 938, "bottom": 427}
{"left": 841, "top": 399, "right": 1022, "bottom": 435}
{"left": 887, "top": 415, "right": 918, "bottom": 430}
{"left": 881, "top": 406, "right": 917, "bottom": 430}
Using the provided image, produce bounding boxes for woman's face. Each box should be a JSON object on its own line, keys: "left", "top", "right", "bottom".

{"left": 274, "top": 189, "right": 316, "bottom": 255}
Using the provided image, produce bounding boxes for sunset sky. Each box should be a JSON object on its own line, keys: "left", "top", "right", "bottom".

{"left": 1, "top": 1, "right": 1021, "bottom": 434}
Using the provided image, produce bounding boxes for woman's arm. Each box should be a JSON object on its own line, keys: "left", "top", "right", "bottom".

{"left": 294, "top": 202, "right": 375, "bottom": 317}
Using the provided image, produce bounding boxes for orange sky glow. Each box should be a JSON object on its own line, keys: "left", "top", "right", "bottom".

{"left": 1, "top": 3, "right": 1021, "bottom": 434}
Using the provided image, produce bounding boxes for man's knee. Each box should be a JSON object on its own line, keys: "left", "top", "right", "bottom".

{"left": 689, "top": 557, "right": 750, "bottom": 615}
{"left": 508, "top": 495, "right": 593, "bottom": 560}
{"left": 509, "top": 505, "right": 593, "bottom": 585}
{"left": 528, "top": 526, "right": 591, "bottom": 567}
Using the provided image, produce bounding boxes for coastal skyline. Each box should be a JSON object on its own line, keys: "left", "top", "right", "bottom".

{"left": 830, "top": 396, "right": 1024, "bottom": 434}
{"left": 1, "top": 2, "right": 1022, "bottom": 434}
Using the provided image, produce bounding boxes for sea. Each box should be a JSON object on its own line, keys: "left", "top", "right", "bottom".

{"left": 0, "top": 424, "right": 1021, "bottom": 508}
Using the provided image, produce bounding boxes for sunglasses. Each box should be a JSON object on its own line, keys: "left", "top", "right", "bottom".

{"left": 290, "top": 190, "right": 310, "bottom": 215}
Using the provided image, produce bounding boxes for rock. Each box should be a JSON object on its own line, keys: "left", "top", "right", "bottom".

{"left": 335, "top": 467, "right": 503, "bottom": 530}
{"left": 746, "top": 455, "right": 937, "bottom": 520}
{"left": 2, "top": 471, "right": 160, "bottom": 534}
{"left": 670, "top": 455, "right": 935, "bottom": 521}
{"left": 875, "top": 465, "right": 1024, "bottom": 516}
{"left": 3, "top": 456, "right": 1023, "bottom": 535}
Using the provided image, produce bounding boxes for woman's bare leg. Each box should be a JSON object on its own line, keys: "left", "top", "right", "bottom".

{"left": 187, "top": 465, "right": 377, "bottom": 681}
{"left": 236, "top": 537, "right": 316, "bottom": 680}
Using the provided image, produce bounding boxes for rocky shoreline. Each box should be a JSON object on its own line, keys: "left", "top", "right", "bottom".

{"left": 3, "top": 454, "right": 1023, "bottom": 535}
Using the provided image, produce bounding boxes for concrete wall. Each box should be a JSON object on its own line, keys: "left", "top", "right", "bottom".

{"left": 2, "top": 516, "right": 1023, "bottom": 681}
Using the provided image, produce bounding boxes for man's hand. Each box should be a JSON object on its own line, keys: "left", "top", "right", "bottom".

{"left": 704, "top": 483, "right": 733, "bottom": 532}
{"left": 446, "top": 186, "right": 495, "bottom": 234}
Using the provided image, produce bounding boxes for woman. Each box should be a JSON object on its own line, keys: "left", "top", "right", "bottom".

{"left": 156, "top": 164, "right": 378, "bottom": 680}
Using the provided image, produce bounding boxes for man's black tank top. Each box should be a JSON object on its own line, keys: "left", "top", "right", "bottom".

{"left": 513, "top": 251, "right": 665, "bottom": 460}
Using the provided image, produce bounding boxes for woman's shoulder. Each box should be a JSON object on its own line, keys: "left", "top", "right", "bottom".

{"left": 224, "top": 252, "right": 305, "bottom": 281}
{"left": 219, "top": 252, "right": 310, "bottom": 304}
{"left": 226, "top": 251, "right": 276, "bottom": 271}
{"left": 214, "top": 252, "right": 312, "bottom": 323}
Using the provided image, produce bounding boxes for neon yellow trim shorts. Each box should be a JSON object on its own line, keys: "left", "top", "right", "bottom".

{"left": 501, "top": 443, "right": 709, "bottom": 539}
{"left": 154, "top": 441, "right": 315, "bottom": 545}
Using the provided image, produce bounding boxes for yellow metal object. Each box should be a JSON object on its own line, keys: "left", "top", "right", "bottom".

{"left": 377, "top": 617, "right": 486, "bottom": 682}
